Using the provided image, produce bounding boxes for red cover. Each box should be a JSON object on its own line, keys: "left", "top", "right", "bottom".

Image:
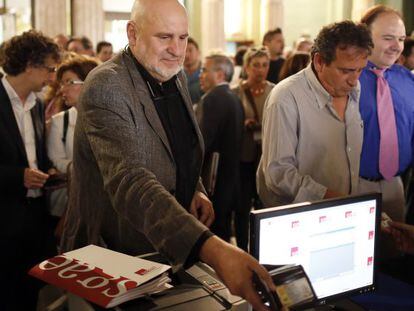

{"left": 29, "top": 255, "right": 138, "bottom": 308}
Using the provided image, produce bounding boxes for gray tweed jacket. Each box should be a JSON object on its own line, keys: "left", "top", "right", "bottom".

{"left": 61, "top": 50, "right": 208, "bottom": 270}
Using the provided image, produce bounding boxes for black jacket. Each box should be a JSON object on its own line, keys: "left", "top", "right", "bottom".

{"left": 0, "top": 82, "right": 52, "bottom": 236}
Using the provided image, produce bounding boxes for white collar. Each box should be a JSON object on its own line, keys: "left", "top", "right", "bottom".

{"left": 2, "top": 75, "right": 37, "bottom": 111}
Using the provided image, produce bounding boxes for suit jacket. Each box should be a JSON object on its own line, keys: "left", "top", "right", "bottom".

{"left": 0, "top": 82, "right": 52, "bottom": 237}
{"left": 198, "top": 84, "right": 244, "bottom": 205}
{"left": 61, "top": 51, "right": 208, "bottom": 270}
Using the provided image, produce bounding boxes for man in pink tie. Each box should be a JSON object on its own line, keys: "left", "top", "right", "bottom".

{"left": 358, "top": 5, "right": 414, "bottom": 258}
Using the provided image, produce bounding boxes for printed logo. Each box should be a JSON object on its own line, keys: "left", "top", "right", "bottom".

{"left": 291, "top": 247, "right": 299, "bottom": 256}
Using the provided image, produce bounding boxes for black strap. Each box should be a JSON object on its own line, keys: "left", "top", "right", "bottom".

{"left": 62, "top": 109, "right": 69, "bottom": 144}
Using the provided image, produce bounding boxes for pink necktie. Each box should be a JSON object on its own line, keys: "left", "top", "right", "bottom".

{"left": 371, "top": 68, "right": 399, "bottom": 180}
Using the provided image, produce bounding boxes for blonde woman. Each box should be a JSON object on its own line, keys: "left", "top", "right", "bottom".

{"left": 232, "top": 46, "right": 274, "bottom": 250}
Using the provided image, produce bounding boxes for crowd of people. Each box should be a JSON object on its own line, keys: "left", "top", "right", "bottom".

{"left": 1, "top": 0, "right": 414, "bottom": 310}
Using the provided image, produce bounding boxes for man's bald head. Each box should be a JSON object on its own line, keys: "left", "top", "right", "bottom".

{"left": 127, "top": 0, "right": 189, "bottom": 81}
{"left": 130, "top": 0, "right": 186, "bottom": 34}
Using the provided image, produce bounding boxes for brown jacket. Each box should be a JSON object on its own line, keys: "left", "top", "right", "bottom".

{"left": 61, "top": 51, "right": 207, "bottom": 270}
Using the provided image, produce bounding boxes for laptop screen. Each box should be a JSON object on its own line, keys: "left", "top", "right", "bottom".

{"left": 250, "top": 194, "right": 380, "bottom": 302}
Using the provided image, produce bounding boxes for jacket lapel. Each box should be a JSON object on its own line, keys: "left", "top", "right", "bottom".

{"left": 121, "top": 52, "right": 174, "bottom": 159}
{"left": 0, "top": 82, "right": 28, "bottom": 161}
{"left": 175, "top": 76, "right": 204, "bottom": 157}
{"left": 30, "top": 101, "right": 43, "bottom": 168}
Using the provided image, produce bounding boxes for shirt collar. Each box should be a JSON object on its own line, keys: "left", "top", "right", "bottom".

{"left": 127, "top": 47, "right": 178, "bottom": 97}
{"left": 366, "top": 60, "right": 398, "bottom": 74}
{"left": 367, "top": 60, "right": 379, "bottom": 70}
{"left": 216, "top": 81, "right": 229, "bottom": 87}
{"left": 201, "top": 82, "right": 229, "bottom": 97}
{"left": 2, "top": 75, "right": 37, "bottom": 111}
{"left": 304, "top": 64, "right": 360, "bottom": 109}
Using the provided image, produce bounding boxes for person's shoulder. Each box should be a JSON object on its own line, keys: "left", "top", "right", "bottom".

{"left": 49, "top": 109, "right": 66, "bottom": 129}
{"left": 50, "top": 107, "right": 74, "bottom": 121}
{"left": 80, "top": 54, "right": 132, "bottom": 106}
{"left": 273, "top": 70, "right": 305, "bottom": 95}
{"left": 67, "top": 106, "right": 77, "bottom": 119}
{"left": 390, "top": 64, "right": 414, "bottom": 83}
{"left": 266, "top": 71, "right": 305, "bottom": 109}
{"left": 203, "top": 85, "right": 224, "bottom": 103}
{"left": 230, "top": 83, "right": 241, "bottom": 95}
{"left": 203, "top": 85, "right": 235, "bottom": 106}
{"left": 86, "top": 55, "right": 122, "bottom": 83}
{"left": 265, "top": 80, "right": 275, "bottom": 91}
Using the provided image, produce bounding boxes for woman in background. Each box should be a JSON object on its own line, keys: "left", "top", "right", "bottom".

{"left": 278, "top": 51, "right": 310, "bottom": 82}
{"left": 44, "top": 51, "right": 79, "bottom": 124}
{"left": 47, "top": 56, "right": 98, "bottom": 224}
{"left": 232, "top": 46, "right": 274, "bottom": 251}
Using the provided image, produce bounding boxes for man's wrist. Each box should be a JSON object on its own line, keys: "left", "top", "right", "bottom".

{"left": 199, "top": 235, "right": 222, "bottom": 267}
{"left": 184, "top": 230, "right": 214, "bottom": 269}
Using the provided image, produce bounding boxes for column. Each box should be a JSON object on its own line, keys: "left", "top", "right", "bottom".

{"left": 351, "top": 0, "right": 375, "bottom": 20}
{"left": 72, "top": 0, "right": 104, "bottom": 46}
{"left": 260, "top": 0, "right": 284, "bottom": 36}
{"left": 34, "top": 0, "right": 67, "bottom": 37}
{"left": 201, "top": 0, "right": 225, "bottom": 56}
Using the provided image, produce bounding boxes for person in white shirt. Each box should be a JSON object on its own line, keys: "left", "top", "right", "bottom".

{"left": 47, "top": 56, "right": 98, "bottom": 218}
{"left": 0, "top": 30, "right": 60, "bottom": 311}
{"left": 257, "top": 21, "right": 373, "bottom": 207}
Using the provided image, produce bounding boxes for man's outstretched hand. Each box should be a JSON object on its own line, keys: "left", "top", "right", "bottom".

{"left": 199, "top": 235, "right": 275, "bottom": 311}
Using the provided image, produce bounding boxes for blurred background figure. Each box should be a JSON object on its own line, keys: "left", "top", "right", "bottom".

{"left": 184, "top": 37, "right": 203, "bottom": 105}
{"left": 278, "top": 51, "right": 310, "bottom": 82}
{"left": 262, "top": 28, "right": 285, "bottom": 84}
{"left": 53, "top": 34, "right": 69, "bottom": 51}
{"left": 80, "top": 36, "right": 95, "bottom": 56}
{"left": 66, "top": 36, "right": 95, "bottom": 56}
{"left": 198, "top": 53, "right": 244, "bottom": 243}
{"left": 397, "top": 37, "right": 414, "bottom": 71}
{"left": 230, "top": 45, "right": 248, "bottom": 88}
{"left": 96, "top": 41, "right": 113, "bottom": 62}
{"left": 66, "top": 37, "right": 86, "bottom": 54}
{"left": 232, "top": 46, "right": 274, "bottom": 251}
{"left": 294, "top": 36, "right": 313, "bottom": 53}
{"left": 47, "top": 56, "right": 98, "bottom": 228}
{"left": 44, "top": 51, "right": 79, "bottom": 124}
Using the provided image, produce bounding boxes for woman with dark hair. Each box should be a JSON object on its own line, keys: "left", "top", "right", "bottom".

{"left": 47, "top": 55, "right": 98, "bottom": 220}
{"left": 278, "top": 52, "right": 310, "bottom": 82}
{"left": 43, "top": 51, "right": 79, "bottom": 123}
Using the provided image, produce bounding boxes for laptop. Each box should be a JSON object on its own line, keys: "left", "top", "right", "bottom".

{"left": 250, "top": 194, "right": 381, "bottom": 306}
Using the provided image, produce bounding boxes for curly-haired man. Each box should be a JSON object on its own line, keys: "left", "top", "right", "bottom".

{"left": 0, "top": 30, "right": 60, "bottom": 310}
{"left": 258, "top": 21, "right": 373, "bottom": 206}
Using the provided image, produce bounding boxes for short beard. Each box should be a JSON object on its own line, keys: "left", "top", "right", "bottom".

{"left": 150, "top": 63, "right": 183, "bottom": 81}
{"left": 139, "top": 56, "right": 183, "bottom": 81}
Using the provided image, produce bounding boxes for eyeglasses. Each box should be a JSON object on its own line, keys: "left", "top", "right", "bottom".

{"left": 60, "top": 80, "right": 84, "bottom": 87}
{"left": 41, "top": 65, "right": 58, "bottom": 73}
{"left": 249, "top": 46, "right": 268, "bottom": 52}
